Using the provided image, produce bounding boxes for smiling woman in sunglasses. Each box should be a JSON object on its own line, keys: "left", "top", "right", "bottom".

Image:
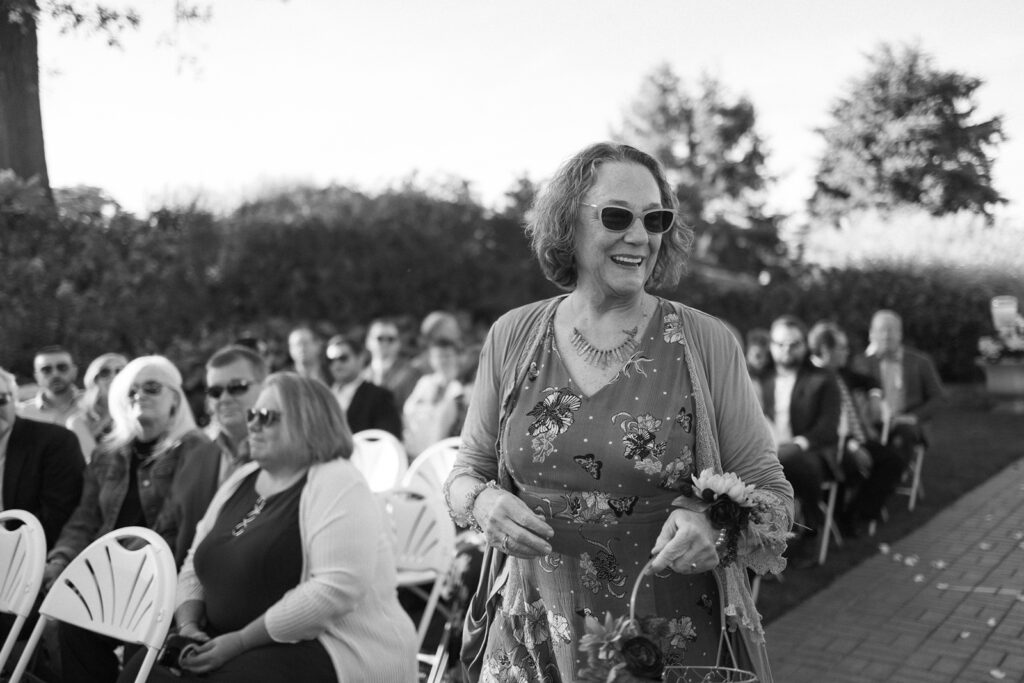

{"left": 43, "top": 354, "right": 220, "bottom": 683}
{"left": 444, "top": 142, "right": 794, "bottom": 681}
{"left": 120, "top": 372, "right": 417, "bottom": 683}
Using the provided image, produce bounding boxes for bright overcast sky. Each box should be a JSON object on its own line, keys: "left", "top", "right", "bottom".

{"left": 39, "top": 0, "right": 1024, "bottom": 221}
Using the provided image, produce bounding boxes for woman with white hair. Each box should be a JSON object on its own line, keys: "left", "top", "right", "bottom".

{"left": 65, "top": 352, "right": 128, "bottom": 459}
{"left": 43, "top": 355, "right": 220, "bottom": 683}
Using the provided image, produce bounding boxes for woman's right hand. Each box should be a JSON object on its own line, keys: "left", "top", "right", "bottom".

{"left": 473, "top": 488, "right": 555, "bottom": 558}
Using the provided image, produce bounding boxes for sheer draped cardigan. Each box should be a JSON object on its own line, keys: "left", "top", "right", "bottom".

{"left": 446, "top": 296, "right": 793, "bottom": 680}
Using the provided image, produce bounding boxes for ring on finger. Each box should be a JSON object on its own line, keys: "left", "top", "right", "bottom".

{"left": 501, "top": 533, "right": 512, "bottom": 552}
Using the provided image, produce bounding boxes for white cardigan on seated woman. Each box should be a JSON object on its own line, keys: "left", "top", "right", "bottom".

{"left": 177, "top": 458, "right": 417, "bottom": 682}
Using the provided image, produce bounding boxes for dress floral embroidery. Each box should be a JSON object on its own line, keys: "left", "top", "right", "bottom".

{"left": 480, "top": 301, "right": 721, "bottom": 682}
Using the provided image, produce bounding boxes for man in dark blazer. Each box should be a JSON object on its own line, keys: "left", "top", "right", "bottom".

{"left": 327, "top": 334, "right": 402, "bottom": 437}
{"left": 1, "top": 367, "right": 86, "bottom": 549}
{"left": 756, "top": 316, "right": 841, "bottom": 542}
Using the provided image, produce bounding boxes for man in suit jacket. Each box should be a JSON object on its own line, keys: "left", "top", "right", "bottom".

{"left": 327, "top": 334, "right": 402, "bottom": 437}
{"left": 853, "top": 310, "right": 947, "bottom": 465}
{"left": 1, "top": 367, "right": 86, "bottom": 548}
{"left": 756, "top": 316, "right": 841, "bottom": 541}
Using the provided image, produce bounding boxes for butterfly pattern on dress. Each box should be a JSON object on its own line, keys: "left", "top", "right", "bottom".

{"left": 675, "top": 404, "right": 693, "bottom": 433}
{"left": 607, "top": 495, "right": 638, "bottom": 517}
{"left": 572, "top": 454, "right": 602, "bottom": 480}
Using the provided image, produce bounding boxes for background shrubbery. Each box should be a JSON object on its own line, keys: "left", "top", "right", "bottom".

{"left": 2, "top": 187, "right": 1021, "bottom": 389}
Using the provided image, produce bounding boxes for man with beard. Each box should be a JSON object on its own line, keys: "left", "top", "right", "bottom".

{"left": 17, "top": 345, "right": 95, "bottom": 457}
{"left": 755, "top": 316, "right": 840, "bottom": 559}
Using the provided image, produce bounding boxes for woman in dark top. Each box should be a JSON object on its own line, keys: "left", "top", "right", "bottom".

{"left": 44, "top": 355, "right": 218, "bottom": 683}
{"left": 120, "top": 373, "right": 417, "bottom": 682}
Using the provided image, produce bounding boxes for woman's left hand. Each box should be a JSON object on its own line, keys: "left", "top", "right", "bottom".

{"left": 649, "top": 508, "right": 720, "bottom": 574}
{"left": 179, "top": 632, "right": 245, "bottom": 674}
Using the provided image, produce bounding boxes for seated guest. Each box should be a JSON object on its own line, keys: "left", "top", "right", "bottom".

{"left": 362, "top": 318, "right": 422, "bottom": 411}
{"left": 286, "top": 326, "right": 329, "bottom": 385}
{"left": 0, "top": 366, "right": 85, "bottom": 548}
{"left": 808, "top": 322, "right": 904, "bottom": 535}
{"left": 853, "top": 310, "right": 947, "bottom": 466}
{"left": 325, "top": 334, "right": 401, "bottom": 437}
{"left": 44, "top": 355, "right": 219, "bottom": 683}
{"left": 203, "top": 345, "right": 267, "bottom": 485}
{"left": 17, "top": 345, "right": 95, "bottom": 458}
{"left": 66, "top": 353, "right": 128, "bottom": 459}
{"left": 754, "top": 316, "right": 840, "bottom": 550}
{"left": 120, "top": 373, "right": 417, "bottom": 682}
{"left": 745, "top": 327, "right": 772, "bottom": 406}
{"left": 403, "top": 337, "right": 465, "bottom": 457}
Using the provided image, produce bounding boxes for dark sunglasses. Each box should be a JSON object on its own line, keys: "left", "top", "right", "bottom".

{"left": 127, "top": 381, "right": 165, "bottom": 400}
{"left": 95, "top": 366, "right": 124, "bottom": 380}
{"left": 0, "top": 393, "right": 11, "bottom": 407}
{"left": 205, "top": 380, "right": 253, "bottom": 399}
{"left": 374, "top": 335, "right": 398, "bottom": 344}
{"left": 581, "top": 202, "right": 675, "bottom": 234}
{"left": 38, "top": 363, "right": 71, "bottom": 375}
{"left": 328, "top": 353, "right": 352, "bottom": 363}
{"left": 246, "top": 408, "right": 281, "bottom": 428}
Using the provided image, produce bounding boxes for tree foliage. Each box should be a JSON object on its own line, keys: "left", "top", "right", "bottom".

{"left": 810, "top": 43, "right": 1005, "bottom": 222}
{"left": 614, "top": 63, "right": 786, "bottom": 277}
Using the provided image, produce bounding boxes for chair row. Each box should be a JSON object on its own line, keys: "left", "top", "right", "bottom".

{"left": 0, "top": 510, "right": 176, "bottom": 683}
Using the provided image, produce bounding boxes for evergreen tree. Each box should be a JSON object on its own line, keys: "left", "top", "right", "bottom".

{"left": 810, "top": 43, "right": 1005, "bottom": 222}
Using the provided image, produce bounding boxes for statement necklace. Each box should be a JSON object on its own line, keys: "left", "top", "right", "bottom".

{"left": 569, "top": 325, "right": 639, "bottom": 369}
{"left": 232, "top": 495, "right": 266, "bottom": 537}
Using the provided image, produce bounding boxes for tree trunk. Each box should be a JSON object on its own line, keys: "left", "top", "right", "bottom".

{"left": 0, "top": 1, "right": 51, "bottom": 198}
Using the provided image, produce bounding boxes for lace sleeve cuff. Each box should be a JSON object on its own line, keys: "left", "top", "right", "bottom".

{"left": 736, "top": 489, "right": 793, "bottom": 575}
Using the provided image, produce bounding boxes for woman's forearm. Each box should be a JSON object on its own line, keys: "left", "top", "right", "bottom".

{"left": 175, "top": 599, "right": 206, "bottom": 630}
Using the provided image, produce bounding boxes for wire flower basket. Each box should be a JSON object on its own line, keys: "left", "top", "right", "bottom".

{"left": 630, "top": 560, "right": 758, "bottom": 683}
{"left": 662, "top": 665, "right": 758, "bottom": 682}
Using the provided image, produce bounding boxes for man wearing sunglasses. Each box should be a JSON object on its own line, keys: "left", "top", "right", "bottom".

{"left": 326, "top": 334, "right": 401, "bottom": 437}
{"left": 0, "top": 366, "right": 85, "bottom": 548}
{"left": 362, "top": 318, "right": 422, "bottom": 412}
{"left": 203, "top": 345, "right": 268, "bottom": 484}
{"left": 17, "top": 345, "right": 84, "bottom": 425}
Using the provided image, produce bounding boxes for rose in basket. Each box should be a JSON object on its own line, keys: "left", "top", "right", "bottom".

{"left": 578, "top": 611, "right": 697, "bottom": 682}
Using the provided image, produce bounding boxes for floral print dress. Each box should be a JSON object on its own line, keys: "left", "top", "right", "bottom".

{"left": 480, "top": 299, "right": 722, "bottom": 682}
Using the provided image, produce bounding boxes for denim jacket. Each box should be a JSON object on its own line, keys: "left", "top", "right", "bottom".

{"left": 47, "top": 429, "right": 215, "bottom": 566}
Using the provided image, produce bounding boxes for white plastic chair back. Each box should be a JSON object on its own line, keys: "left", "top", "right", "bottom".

{"left": 0, "top": 510, "right": 47, "bottom": 672}
{"left": 352, "top": 429, "right": 409, "bottom": 492}
{"left": 381, "top": 487, "right": 456, "bottom": 650}
{"left": 9, "top": 526, "right": 177, "bottom": 683}
{"left": 401, "top": 436, "right": 460, "bottom": 498}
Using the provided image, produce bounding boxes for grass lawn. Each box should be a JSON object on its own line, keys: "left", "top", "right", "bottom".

{"left": 757, "top": 383, "right": 1024, "bottom": 624}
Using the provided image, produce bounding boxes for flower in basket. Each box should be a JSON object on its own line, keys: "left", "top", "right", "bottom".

{"left": 579, "top": 612, "right": 697, "bottom": 682}
{"left": 979, "top": 313, "right": 1024, "bottom": 363}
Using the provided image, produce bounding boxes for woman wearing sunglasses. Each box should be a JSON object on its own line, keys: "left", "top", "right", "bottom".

{"left": 121, "top": 373, "right": 417, "bottom": 682}
{"left": 65, "top": 352, "right": 129, "bottom": 458}
{"left": 43, "top": 354, "right": 220, "bottom": 683}
{"left": 445, "top": 143, "right": 793, "bottom": 681}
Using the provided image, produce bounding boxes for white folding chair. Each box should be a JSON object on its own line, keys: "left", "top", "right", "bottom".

{"left": 0, "top": 511, "right": 47, "bottom": 674}
{"left": 380, "top": 487, "right": 456, "bottom": 676}
{"left": 9, "top": 526, "right": 177, "bottom": 683}
{"left": 817, "top": 479, "right": 843, "bottom": 565}
{"left": 401, "top": 436, "right": 460, "bottom": 498}
{"left": 352, "top": 429, "right": 409, "bottom": 492}
{"left": 896, "top": 443, "right": 927, "bottom": 511}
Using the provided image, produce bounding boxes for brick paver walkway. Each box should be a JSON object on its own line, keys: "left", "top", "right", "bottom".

{"left": 767, "top": 458, "right": 1024, "bottom": 682}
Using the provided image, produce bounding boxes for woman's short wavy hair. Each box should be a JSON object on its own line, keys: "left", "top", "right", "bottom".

{"left": 263, "top": 372, "right": 353, "bottom": 467}
{"left": 525, "top": 142, "right": 694, "bottom": 291}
